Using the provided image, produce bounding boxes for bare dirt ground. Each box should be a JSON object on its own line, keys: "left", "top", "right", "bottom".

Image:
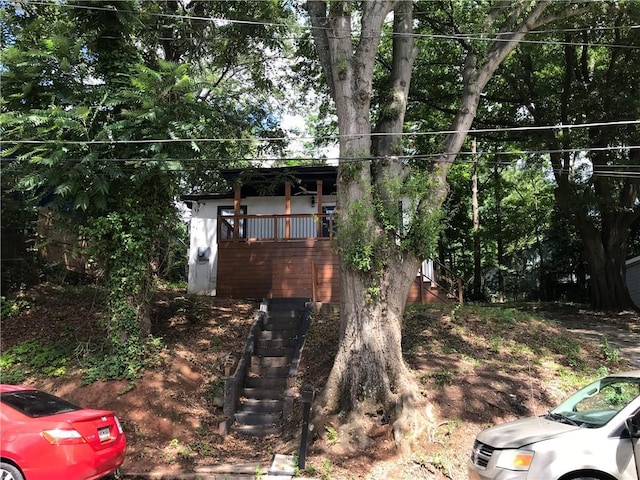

{"left": 1, "top": 284, "right": 638, "bottom": 480}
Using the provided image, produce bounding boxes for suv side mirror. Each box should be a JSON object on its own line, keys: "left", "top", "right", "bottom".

{"left": 626, "top": 413, "right": 640, "bottom": 438}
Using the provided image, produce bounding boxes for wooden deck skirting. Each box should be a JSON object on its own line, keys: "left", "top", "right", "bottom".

{"left": 217, "top": 240, "right": 340, "bottom": 302}
{"left": 217, "top": 213, "right": 338, "bottom": 302}
{"left": 217, "top": 214, "right": 461, "bottom": 304}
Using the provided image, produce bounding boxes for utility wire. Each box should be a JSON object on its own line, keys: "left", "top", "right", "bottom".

{"left": 3, "top": 145, "right": 639, "bottom": 165}
{"left": 17, "top": 0, "right": 640, "bottom": 50}
{"left": 3, "top": 120, "right": 639, "bottom": 146}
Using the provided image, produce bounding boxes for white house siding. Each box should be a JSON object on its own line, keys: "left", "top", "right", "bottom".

{"left": 626, "top": 255, "right": 640, "bottom": 308}
{"left": 186, "top": 195, "right": 336, "bottom": 296}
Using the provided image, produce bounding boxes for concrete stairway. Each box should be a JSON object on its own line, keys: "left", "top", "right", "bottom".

{"left": 231, "top": 298, "right": 307, "bottom": 436}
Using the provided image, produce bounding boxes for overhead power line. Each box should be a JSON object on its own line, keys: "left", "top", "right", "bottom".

{"left": 3, "top": 120, "right": 639, "bottom": 146}
{"left": 18, "top": 1, "right": 640, "bottom": 50}
{"left": 2, "top": 145, "right": 639, "bottom": 167}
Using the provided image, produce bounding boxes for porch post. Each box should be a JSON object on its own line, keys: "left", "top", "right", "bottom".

{"left": 233, "top": 185, "right": 241, "bottom": 241}
{"left": 316, "top": 180, "right": 323, "bottom": 237}
{"left": 285, "top": 181, "right": 291, "bottom": 239}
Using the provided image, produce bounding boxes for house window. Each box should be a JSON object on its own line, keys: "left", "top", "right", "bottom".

{"left": 322, "top": 205, "right": 336, "bottom": 238}
{"left": 218, "top": 206, "right": 247, "bottom": 240}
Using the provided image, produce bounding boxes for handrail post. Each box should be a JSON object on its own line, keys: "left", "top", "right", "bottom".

{"left": 298, "top": 384, "right": 315, "bottom": 470}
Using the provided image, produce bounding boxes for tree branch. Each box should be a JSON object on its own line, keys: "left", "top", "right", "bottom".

{"left": 305, "top": 0, "right": 335, "bottom": 98}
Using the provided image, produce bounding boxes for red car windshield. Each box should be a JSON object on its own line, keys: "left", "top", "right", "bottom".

{"left": 1, "top": 390, "right": 82, "bottom": 418}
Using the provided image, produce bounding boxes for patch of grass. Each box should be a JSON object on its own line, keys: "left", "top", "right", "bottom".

{"left": 428, "top": 368, "right": 454, "bottom": 387}
{"left": 488, "top": 335, "right": 505, "bottom": 353}
{"left": 404, "top": 303, "right": 613, "bottom": 408}
{"left": 81, "top": 334, "right": 166, "bottom": 383}
{"left": 159, "top": 279, "right": 188, "bottom": 290}
{"left": 543, "top": 334, "right": 586, "bottom": 369}
{"left": 254, "top": 464, "right": 266, "bottom": 479}
{"left": 321, "top": 457, "right": 333, "bottom": 480}
{"left": 557, "top": 365, "right": 612, "bottom": 393}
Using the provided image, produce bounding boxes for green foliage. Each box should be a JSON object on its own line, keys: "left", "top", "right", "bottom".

{"left": 254, "top": 464, "right": 266, "bottom": 479}
{"left": 337, "top": 200, "right": 379, "bottom": 273}
{"left": 321, "top": 457, "right": 334, "bottom": 480}
{"left": 339, "top": 161, "right": 364, "bottom": 184}
{"left": 83, "top": 334, "right": 164, "bottom": 383}
{"left": 74, "top": 201, "right": 172, "bottom": 381}
{"left": 600, "top": 337, "right": 620, "bottom": 365}
{"left": 0, "top": 340, "right": 69, "bottom": 383}
{"left": 0, "top": 296, "right": 30, "bottom": 318}
{"left": 325, "top": 426, "right": 339, "bottom": 445}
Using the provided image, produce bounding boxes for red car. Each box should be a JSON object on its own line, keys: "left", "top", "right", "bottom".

{"left": 0, "top": 384, "right": 126, "bottom": 480}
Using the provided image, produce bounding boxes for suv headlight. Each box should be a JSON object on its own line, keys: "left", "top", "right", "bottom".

{"left": 495, "top": 449, "right": 535, "bottom": 471}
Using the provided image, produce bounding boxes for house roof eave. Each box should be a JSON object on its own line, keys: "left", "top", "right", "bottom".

{"left": 181, "top": 165, "right": 338, "bottom": 202}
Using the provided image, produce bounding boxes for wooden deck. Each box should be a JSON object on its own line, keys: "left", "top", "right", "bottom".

{"left": 217, "top": 240, "right": 340, "bottom": 302}
{"left": 216, "top": 213, "right": 461, "bottom": 304}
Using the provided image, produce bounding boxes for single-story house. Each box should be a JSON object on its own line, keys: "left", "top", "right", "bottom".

{"left": 626, "top": 255, "right": 640, "bottom": 308}
{"left": 181, "top": 165, "right": 461, "bottom": 304}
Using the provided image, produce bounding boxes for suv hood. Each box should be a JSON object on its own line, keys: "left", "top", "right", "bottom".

{"left": 477, "top": 416, "right": 578, "bottom": 449}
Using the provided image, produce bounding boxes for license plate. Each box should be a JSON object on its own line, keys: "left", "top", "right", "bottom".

{"left": 98, "top": 426, "right": 110, "bottom": 442}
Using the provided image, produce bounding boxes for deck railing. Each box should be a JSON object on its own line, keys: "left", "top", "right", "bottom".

{"left": 218, "top": 213, "right": 336, "bottom": 242}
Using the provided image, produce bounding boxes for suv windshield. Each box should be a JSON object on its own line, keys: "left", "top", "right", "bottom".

{"left": 548, "top": 376, "right": 640, "bottom": 428}
{"left": 1, "top": 390, "right": 81, "bottom": 418}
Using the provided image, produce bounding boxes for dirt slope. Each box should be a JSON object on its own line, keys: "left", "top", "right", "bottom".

{"left": 1, "top": 284, "right": 638, "bottom": 479}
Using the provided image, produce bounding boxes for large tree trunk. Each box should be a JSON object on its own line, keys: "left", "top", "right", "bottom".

{"left": 553, "top": 165, "right": 637, "bottom": 310}
{"left": 317, "top": 257, "right": 426, "bottom": 449}
{"left": 471, "top": 139, "right": 483, "bottom": 300}
{"left": 309, "top": 0, "right": 432, "bottom": 448}
{"left": 545, "top": 38, "right": 640, "bottom": 310}
{"left": 582, "top": 236, "right": 634, "bottom": 310}
{"left": 306, "top": 0, "right": 589, "bottom": 451}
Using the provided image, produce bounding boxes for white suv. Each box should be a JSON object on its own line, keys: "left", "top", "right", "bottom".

{"left": 469, "top": 370, "right": 640, "bottom": 480}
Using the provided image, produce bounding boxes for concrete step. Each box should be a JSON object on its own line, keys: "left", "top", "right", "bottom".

{"left": 255, "top": 346, "right": 295, "bottom": 357}
{"left": 263, "top": 319, "right": 301, "bottom": 331}
{"left": 251, "top": 355, "right": 291, "bottom": 367}
{"left": 258, "top": 329, "right": 298, "bottom": 340}
{"left": 231, "top": 423, "right": 281, "bottom": 437}
{"left": 265, "top": 298, "right": 309, "bottom": 310}
{"left": 234, "top": 411, "right": 282, "bottom": 425}
{"left": 248, "top": 364, "right": 290, "bottom": 377}
{"left": 238, "top": 398, "right": 283, "bottom": 413}
{"left": 244, "top": 376, "right": 287, "bottom": 389}
{"left": 257, "top": 338, "right": 296, "bottom": 350}
{"left": 267, "top": 307, "right": 304, "bottom": 320}
{"left": 242, "top": 387, "right": 284, "bottom": 400}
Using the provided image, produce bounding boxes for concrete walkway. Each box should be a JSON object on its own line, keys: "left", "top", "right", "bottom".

{"left": 558, "top": 317, "right": 640, "bottom": 369}
{"left": 122, "top": 454, "right": 313, "bottom": 480}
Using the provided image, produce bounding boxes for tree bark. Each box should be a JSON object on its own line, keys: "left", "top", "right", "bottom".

{"left": 305, "top": 0, "right": 593, "bottom": 451}
{"left": 471, "top": 139, "right": 483, "bottom": 300}
{"left": 544, "top": 36, "right": 639, "bottom": 311}
{"left": 494, "top": 161, "right": 505, "bottom": 302}
{"left": 552, "top": 154, "right": 638, "bottom": 310}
